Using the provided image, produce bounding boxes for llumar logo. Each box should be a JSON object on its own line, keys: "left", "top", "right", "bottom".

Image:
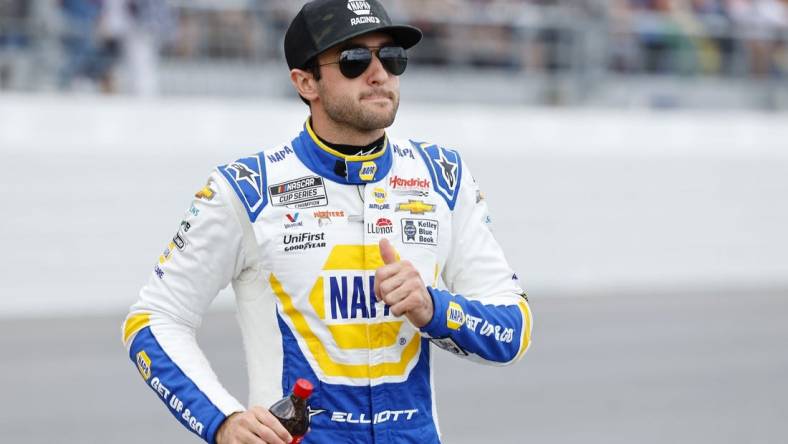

{"left": 347, "top": 1, "right": 371, "bottom": 15}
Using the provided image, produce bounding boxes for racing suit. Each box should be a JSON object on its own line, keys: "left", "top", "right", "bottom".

{"left": 122, "top": 120, "right": 533, "bottom": 444}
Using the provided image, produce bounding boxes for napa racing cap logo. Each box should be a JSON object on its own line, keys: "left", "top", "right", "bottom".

{"left": 446, "top": 301, "right": 465, "bottom": 330}
{"left": 269, "top": 176, "right": 328, "bottom": 209}
{"left": 136, "top": 350, "right": 152, "bottom": 380}
{"left": 348, "top": 1, "right": 381, "bottom": 26}
{"left": 347, "top": 0, "right": 371, "bottom": 15}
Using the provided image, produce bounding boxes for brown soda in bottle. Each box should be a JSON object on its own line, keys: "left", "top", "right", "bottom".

{"left": 269, "top": 378, "right": 313, "bottom": 444}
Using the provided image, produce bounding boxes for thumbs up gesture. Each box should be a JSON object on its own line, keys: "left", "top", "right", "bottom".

{"left": 374, "top": 238, "right": 434, "bottom": 328}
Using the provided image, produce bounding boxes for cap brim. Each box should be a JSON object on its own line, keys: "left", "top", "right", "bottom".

{"left": 319, "top": 24, "right": 423, "bottom": 55}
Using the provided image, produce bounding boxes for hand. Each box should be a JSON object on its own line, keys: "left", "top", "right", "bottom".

{"left": 216, "top": 407, "right": 293, "bottom": 444}
{"left": 374, "top": 238, "right": 434, "bottom": 328}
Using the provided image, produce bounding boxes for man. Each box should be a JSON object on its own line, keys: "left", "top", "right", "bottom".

{"left": 121, "top": 1, "right": 533, "bottom": 443}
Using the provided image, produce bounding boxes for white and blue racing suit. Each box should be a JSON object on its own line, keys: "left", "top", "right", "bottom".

{"left": 122, "top": 120, "right": 533, "bottom": 443}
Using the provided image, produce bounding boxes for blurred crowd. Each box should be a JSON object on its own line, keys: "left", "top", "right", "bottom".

{"left": 609, "top": 0, "right": 788, "bottom": 77}
{"left": 1, "top": 0, "right": 786, "bottom": 94}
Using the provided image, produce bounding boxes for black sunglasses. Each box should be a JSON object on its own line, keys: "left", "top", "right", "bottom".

{"left": 319, "top": 46, "right": 408, "bottom": 79}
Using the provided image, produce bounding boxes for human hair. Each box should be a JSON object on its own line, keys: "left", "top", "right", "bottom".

{"left": 298, "top": 57, "right": 322, "bottom": 106}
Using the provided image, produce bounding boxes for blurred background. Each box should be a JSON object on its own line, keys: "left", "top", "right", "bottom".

{"left": 1, "top": 1, "right": 787, "bottom": 443}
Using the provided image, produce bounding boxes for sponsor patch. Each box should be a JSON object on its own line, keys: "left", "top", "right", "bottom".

{"left": 194, "top": 185, "right": 215, "bottom": 201}
{"left": 284, "top": 213, "right": 303, "bottom": 229}
{"left": 136, "top": 350, "right": 152, "bottom": 380}
{"left": 154, "top": 265, "right": 164, "bottom": 279}
{"left": 366, "top": 217, "right": 394, "bottom": 235}
{"left": 392, "top": 145, "right": 416, "bottom": 159}
{"left": 269, "top": 176, "right": 328, "bottom": 209}
{"left": 396, "top": 199, "right": 436, "bottom": 215}
{"left": 401, "top": 218, "right": 438, "bottom": 245}
{"left": 282, "top": 232, "right": 326, "bottom": 252}
{"left": 430, "top": 337, "right": 468, "bottom": 356}
{"left": 266, "top": 146, "right": 294, "bottom": 163}
{"left": 314, "top": 209, "right": 346, "bottom": 227}
{"left": 369, "top": 187, "right": 390, "bottom": 210}
{"left": 446, "top": 301, "right": 465, "bottom": 330}
{"left": 359, "top": 161, "right": 377, "bottom": 182}
{"left": 389, "top": 176, "right": 430, "bottom": 197}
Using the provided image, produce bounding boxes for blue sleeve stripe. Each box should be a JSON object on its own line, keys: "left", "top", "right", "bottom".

{"left": 423, "top": 287, "right": 525, "bottom": 362}
{"left": 129, "top": 327, "right": 226, "bottom": 444}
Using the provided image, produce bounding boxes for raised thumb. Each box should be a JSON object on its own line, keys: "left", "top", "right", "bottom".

{"left": 379, "top": 238, "right": 397, "bottom": 265}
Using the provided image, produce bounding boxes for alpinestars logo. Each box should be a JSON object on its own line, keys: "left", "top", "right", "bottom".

{"left": 347, "top": 1, "right": 371, "bottom": 15}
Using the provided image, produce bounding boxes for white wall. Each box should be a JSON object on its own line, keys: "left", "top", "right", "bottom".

{"left": 2, "top": 94, "right": 786, "bottom": 317}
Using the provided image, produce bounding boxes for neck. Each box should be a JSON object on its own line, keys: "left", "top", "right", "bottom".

{"left": 309, "top": 111, "right": 385, "bottom": 147}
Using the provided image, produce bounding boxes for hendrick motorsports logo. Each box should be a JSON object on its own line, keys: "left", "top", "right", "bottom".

{"left": 269, "top": 176, "right": 328, "bottom": 209}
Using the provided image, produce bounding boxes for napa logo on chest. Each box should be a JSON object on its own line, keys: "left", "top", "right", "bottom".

{"left": 324, "top": 272, "right": 390, "bottom": 321}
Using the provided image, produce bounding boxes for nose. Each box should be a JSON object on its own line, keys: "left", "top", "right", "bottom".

{"left": 365, "top": 51, "right": 389, "bottom": 85}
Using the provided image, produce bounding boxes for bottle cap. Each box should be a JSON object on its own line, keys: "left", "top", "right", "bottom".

{"left": 293, "top": 378, "right": 313, "bottom": 399}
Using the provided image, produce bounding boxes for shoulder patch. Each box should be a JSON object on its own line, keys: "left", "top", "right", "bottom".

{"left": 411, "top": 141, "right": 463, "bottom": 210}
{"left": 218, "top": 153, "right": 268, "bottom": 222}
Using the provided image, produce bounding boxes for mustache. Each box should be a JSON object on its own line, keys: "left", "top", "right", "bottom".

{"left": 360, "top": 89, "right": 396, "bottom": 100}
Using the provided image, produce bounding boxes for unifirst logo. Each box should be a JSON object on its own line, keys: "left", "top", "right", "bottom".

{"left": 136, "top": 350, "right": 152, "bottom": 381}
{"left": 347, "top": 0, "right": 371, "bottom": 15}
{"left": 446, "top": 302, "right": 465, "bottom": 331}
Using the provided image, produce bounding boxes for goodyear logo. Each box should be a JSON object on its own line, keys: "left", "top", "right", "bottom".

{"left": 373, "top": 187, "right": 387, "bottom": 204}
{"left": 136, "top": 350, "right": 152, "bottom": 381}
{"left": 446, "top": 302, "right": 465, "bottom": 331}
{"left": 359, "top": 161, "right": 377, "bottom": 181}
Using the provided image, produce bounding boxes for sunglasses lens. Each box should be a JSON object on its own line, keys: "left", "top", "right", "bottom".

{"left": 339, "top": 48, "right": 372, "bottom": 78}
{"left": 379, "top": 46, "right": 408, "bottom": 76}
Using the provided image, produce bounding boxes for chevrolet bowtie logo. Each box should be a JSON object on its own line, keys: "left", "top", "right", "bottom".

{"left": 396, "top": 200, "right": 436, "bottom": 215}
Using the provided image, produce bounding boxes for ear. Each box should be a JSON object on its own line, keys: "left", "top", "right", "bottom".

{"left": 290, "top": 69, "right": 319, "bottom": 103}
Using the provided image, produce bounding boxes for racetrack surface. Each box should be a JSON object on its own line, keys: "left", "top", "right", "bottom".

{"left": 2, "top": 288, "right": 786, "bottom": 444}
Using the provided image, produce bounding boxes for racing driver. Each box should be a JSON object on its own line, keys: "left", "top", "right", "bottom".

{"left": 121, "top": 1, "right": 533, "bottom": 443}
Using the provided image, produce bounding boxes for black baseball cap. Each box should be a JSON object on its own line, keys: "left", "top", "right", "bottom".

{"left": 284, "top": 0, "right": 423, "bottom": 70}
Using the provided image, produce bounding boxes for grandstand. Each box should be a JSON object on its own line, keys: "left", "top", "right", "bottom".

{"left": 1, "top": 0, "right": 787, "bottom": 108}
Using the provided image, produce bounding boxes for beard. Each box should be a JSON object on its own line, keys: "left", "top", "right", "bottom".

{"left": 319, "top": 86, "right": 400, "bottom": 132}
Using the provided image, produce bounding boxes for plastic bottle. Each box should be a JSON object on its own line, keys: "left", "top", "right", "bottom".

{"left": 269, "top": 378, "right": 313, "bottom": 444}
